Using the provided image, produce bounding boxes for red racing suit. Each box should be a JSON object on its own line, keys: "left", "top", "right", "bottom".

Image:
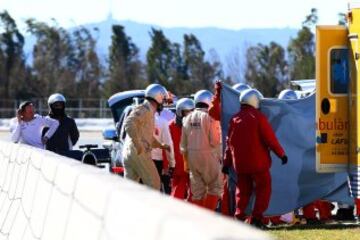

{"left": 208, "top": 82, "right": 221, "bottom": 121}
{"left": 208, "top": 82, "right": 234, "bottom": 215}
{"left": 224, "top": 104, "right": 285, "bottom": 220}
{"left": 356, "top": 198, "right": 360, "bottom": 217}
{"left": 169, "top": 119, "right": 191, "bottom": 200}
{"left": 303, "top": 200, "right": 333, "bottom": 221}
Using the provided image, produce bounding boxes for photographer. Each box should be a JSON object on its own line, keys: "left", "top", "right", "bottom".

{"left": 10, "top": 101, "right": 59, "bottom": 149}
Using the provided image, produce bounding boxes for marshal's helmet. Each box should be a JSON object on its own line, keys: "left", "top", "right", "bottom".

{"left": 232, "top": 83, "right": 251, "bottom": 94}
{"left": 145, "top": 84, "right": 168, "bottom": 105}
{"left": 175, "top": 98, "right": 195, "bottom": 117}
{"left": 278, "top": 89, "right": 298, "bottom": 100}
{"left": 194, "top": 90, "right": 213, "bottom": 108}
{"left": 239, "top": 89, "right": 264, "bottom": 109}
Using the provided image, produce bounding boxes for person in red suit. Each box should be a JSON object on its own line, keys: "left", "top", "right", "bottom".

{"left": 208, "top": 81, "right": 251, "bottom": 216}
{"left": 208, "top": 81, "right": 221, "bottom": 121}
{"left": 169, "top": 98, "right": 195, "bottom": 200}
{"left": 356, "top": 198, "right": 360, "bottom": 222}
{"left": 223, "top": 89, "right": 288, "bottom": 228}
{"left": 302, "top": 200, "right": 334, "bottom": 224}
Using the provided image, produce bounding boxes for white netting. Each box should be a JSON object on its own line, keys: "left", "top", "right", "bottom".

{"left": 0, "top": 141, "right": 269, "bottom": 240}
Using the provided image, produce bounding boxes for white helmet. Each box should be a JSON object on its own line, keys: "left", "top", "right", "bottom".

{"left": 48, "top": 93, "right": 66, "bottom": 106}
{"left": 232, "top": 83, "right": 251, "bottom": 93}
{"left": 145, "top": 84, "right": 168, "bottom": 105}
{"left": 175, "top": 98, "right": 195, "bottom": 117}
{"left": 278, "top": 89, "right": 298, "bottom": 100}
{"left": 194, "top": 90, "right": 213, "bottom": 107}
{"left": 239, "top": 89, "right": 264, "bottom": 109}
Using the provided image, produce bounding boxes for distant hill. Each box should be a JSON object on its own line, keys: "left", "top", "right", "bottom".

{"left": 23, "top": 16, "right": 299, "bottom": 77}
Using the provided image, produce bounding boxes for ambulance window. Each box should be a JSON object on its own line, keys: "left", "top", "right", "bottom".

{"left": 330, "top": 48, "right": 349, "bottom": 94}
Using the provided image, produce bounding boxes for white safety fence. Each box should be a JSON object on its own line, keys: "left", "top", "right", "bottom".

{"left": 0, "top": 141, "right": 270, "bottom": 240}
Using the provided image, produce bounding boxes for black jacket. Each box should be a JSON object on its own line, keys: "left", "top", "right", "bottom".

{"left": 45, "top": 115, "right": 79, "bottom": 153}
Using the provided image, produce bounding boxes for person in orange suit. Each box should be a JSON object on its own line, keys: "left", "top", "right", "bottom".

{"left": 181, "top": 90, "right": 223, "bottom": 210}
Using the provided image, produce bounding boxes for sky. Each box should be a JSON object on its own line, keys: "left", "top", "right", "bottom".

{"left": 0, "top": 0, "right": 350, "bottom": 30}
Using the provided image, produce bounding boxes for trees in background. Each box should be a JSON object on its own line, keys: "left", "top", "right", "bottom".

{"left": 26, "top": 19, "right": 78, "bottom": 97}
{"left": 103, "top": 25, "right": 144, "bottom": 98}
{"left": 146, "top": 30, "right": 222, "bottom": 95}
{"left": 243, "top": 8, "right": 318, "bottom": 97}
{"left": 183, "top": 34, "right": 223, "bottom": 91}
{"left": 0, "top": 11, "right": 225, "bottom": 100}
{"left": 167, "top": 42, "right": 189, "bottom": 95}
{"left": 244, "top": 42, "right": 287, "bottom": 97}
{"left": 146, "top": 28, "right": 173, "bottom": 88}
{"left": 287, "top": 8, "right": 317, "bottom": 81}
{"left": 73, "top": 27, "right": 103, "bottom": 98}
{"left": 0, "top": 9, "right": 322, "bottom": 100}
{"left": 27, "top": 21, "right": 104, "bottom": 99}
{"left": 226, "top": 47, "right": 245, "bottom": 84}
{"left": 0, "top": 11, "right": 29, "bottom": 99}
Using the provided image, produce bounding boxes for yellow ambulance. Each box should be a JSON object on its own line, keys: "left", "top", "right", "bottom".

{"left": 316, "top": 4, "right": 360, "bottom": 197}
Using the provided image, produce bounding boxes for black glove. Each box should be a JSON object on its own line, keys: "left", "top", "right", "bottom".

{"left": 222, "top": 166, "right": 229, "bottom": 175}
{"left": 168, "top": 167, "right": 175, "bottom": 178}
{"left": 281, "top": 155, "right": 288, "bottom": 165}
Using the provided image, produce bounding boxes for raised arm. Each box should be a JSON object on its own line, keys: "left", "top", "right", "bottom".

{"left": 10, "top": 118, "right": 21, "bottom": 143}
{"left": 208, "top": 81, "right": 221, "bottom": 121}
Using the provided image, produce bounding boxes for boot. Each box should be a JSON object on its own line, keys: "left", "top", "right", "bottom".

{"left": 204, "top": 194, "right": 219, "bottom": 211}
{"left": 251, "top": 218, "right": 267, "bottom": 229}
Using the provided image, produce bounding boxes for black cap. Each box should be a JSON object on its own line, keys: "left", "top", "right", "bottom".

{"left": 18, "top": 101, "right": 33, "bottom": 111}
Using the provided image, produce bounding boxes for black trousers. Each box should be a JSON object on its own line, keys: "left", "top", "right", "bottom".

{"left": 153, "top": 160, "right": 171, "bottom": 194}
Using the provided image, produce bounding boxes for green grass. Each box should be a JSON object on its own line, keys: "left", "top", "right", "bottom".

{"left": 269, "top": 225, "right": 360, "bottom": 240}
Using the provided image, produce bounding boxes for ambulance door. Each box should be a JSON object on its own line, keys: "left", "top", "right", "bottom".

{"left": 348, "top": 7, "right": 360, "bottom": 197}
{"left": 316, "top": 26, "right": 349, "bottom": 173}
